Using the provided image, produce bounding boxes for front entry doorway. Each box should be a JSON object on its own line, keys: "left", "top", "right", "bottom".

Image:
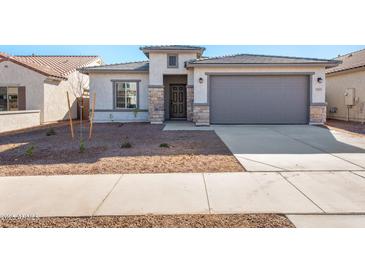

{"left": 170, "top": 84, "right": 186, "bottom": 119}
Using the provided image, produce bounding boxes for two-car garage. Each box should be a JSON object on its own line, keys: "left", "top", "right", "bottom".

{"left": 209, "top": 74, "right": 310, "bottom": 124}
{"left": 188, "top": 53, "right": 339, "bottom": 125}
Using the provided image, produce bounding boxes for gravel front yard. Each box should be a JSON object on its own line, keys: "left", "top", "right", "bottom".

{"left": 0, "top": 214, "right": 294, "bottom": 228}
{"left": 326, "top": 119, "right": 365, "bottom": 135}
{"left": 0, "top": 122, "right": 244, "bottom": 176}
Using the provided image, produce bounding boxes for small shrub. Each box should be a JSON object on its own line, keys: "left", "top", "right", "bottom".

{"left": 25, "top": 145, "right": 35, "bottom": 157}
{"left": 120, "top": 137, "right": 132, "bottom": 148}
{"left": 159, "top": 143, "right": 170, "bottom": 148}
{"left": 121, "top": 141, "right": 132, "bottom": 149}
{"left": 79, "top": 140, "right": 86, "bottom": 153}
{"left": 46, "top": 128, "right": 56, "bottom": 136}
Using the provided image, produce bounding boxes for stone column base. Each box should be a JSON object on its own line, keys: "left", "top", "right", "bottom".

{"left": 148, "top": 86, "right": 165, "bottom": 124}
{"left": 193, "top": 104, "right": 210, "bottom": 126}
{"left": 309, "top": 104, "right": 326, "bottom": 124}
{"left": 186, "top": 85, "right": 194, "bottom": 122}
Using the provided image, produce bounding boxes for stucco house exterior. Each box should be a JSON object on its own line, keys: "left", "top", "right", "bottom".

{"left": 326, "top": 49, "right": 365, "bottom": 122}
{"left": 81, "top": 46, "right": 340, "bottom": 126}
{"left": 0, "top": 53, "right": 102, "bottom": 132}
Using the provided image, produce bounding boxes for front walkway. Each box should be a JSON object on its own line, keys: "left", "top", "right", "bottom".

{"left": 1, "top": 172, "right": 365, "bottom": 227}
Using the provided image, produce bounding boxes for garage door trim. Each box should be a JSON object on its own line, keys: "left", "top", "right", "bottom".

{"left": 207, "top": 73, "right": 313, "bottom": 124}
{"left": 205, "top": 72, "right": 315, "bottom": 75}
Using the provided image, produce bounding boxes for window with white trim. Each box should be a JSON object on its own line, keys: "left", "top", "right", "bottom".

{"left": 115, "top": 82, "right": 138, "bottom": 109}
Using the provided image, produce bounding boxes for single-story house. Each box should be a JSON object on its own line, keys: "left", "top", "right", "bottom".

{"left": 81, "top": 46, "right": 340, "bottom": 126}
{"left": 326, "top": 48, "right": 365, "bottom": 122}
{"left": 0, "top": 53, "right": 101, "bottom": 132}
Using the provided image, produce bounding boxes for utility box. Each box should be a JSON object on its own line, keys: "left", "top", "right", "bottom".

{"left": 344, "top": 88, "right": 355, "bottom": 106}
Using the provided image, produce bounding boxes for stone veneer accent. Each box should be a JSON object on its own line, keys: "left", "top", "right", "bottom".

{"left": 193, "top": 104, "right": 210, "bottom": 126}
{"left": 309, "top": 104, "right": 326, "bottom": 124}
{"left": 192, "top": 104, "right": 325, "bottom": 125}
{"left": 148, "top": 86, "right": 165, "bottom": 124}
{"left": 186, "top": 85, "right": 194, "bottom": 121}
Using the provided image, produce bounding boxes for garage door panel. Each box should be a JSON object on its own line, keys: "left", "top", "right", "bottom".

{"left": 210, "top": 75, "right": 309, "bottom": 124}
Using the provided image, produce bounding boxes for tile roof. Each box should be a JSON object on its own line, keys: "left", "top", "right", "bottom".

{"left": 140, "top": 45, "right": 205, "bottom": 58}
{"left": 0, "top": 52, "right": 10, "bottom": 58}
{"left": 0, "top": 53, "right": 101, "bottom": 79}
{"left": 326, "top": 48, "right": 365, "bottom": 74}
{"left": 140, "top": 45, "right": 205, "bottom": 51}
{"left": 80, "top": 61, "right": 149, "bottom": 73}
{"left": 187, "top": 53, "right": 340, "bottom": 67}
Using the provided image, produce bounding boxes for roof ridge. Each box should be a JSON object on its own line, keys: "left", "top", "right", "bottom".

{"left": 193, "top": 53, "right": 245, "bottom": 61}
{"left": 140, "top": 45, "right": 204, "bottom": 49}
{"left": 59, "top": 57, "right": 103, "bottom": 76}
{"left": 14, "top": 55, "right": 99, "bottom": 58}
{"left": 327, "top": 48, "right": 365, "bottom": 74}
{"left": 0, "top": 52, "right": 10, "bottom": 58}
{"left": 194, "top": 52, "right": 335, "bottom": 62}
{"left": 335, "top": 48, "right": 365, "bottom": 59}
{"left": 86, "top": 60, "right": 149, "bottom": 69}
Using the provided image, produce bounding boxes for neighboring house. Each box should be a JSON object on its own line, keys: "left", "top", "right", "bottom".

{"left": 81, "top": 46, "right": 339, "bottom": 126}
{"left": 326, "top": 49, "right": 365, "bottom": 122}
{"left": 0, "top": 53, "right": 102, "bottom": 126}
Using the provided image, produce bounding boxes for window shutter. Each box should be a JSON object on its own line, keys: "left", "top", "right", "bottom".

{"left": 18, "top": 86, "right": 26, "bottom": 110}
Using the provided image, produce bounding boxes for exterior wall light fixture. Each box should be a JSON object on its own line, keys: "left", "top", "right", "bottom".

{"left": 317, "top": 77, "right": 323, "bottom": 83}
{"left": 199, "top": 77, "right": 204, "bottom": 84}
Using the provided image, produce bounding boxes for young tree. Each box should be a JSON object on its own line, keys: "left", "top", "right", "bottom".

{"left": 68, "top": 72, "right": 89, "bottom": 142}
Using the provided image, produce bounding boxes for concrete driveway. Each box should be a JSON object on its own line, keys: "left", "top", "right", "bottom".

{"left": 164, "top": 122, "right": 365, "bottom": 172}
{"left": 213, "top": 125, "right": 365, "bottom": 171}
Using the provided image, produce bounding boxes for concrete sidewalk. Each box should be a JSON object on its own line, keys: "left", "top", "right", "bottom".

{"left": 1, "top": 171, "right": 365, "bottom": 222}
{"left": 287, "top": 215, "right": 365, "bottom": 228}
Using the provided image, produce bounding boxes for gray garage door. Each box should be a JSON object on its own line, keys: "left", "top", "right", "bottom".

{"left": 210, "top": 75, "right": 309, "bottom": 124}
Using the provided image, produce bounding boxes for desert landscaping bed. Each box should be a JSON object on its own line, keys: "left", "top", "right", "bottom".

{"left": 0, "top": 214, "right": 294, "bottom": 228}
{"left": 326, "top": 119, "right": 365, "bottom": 135}
{"left": 0, "top": 122, "right": 244, "bottom": 176}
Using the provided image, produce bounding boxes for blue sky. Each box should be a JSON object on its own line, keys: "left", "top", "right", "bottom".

{"left": 0, "top": 45, "right": 364, "bottom": 64}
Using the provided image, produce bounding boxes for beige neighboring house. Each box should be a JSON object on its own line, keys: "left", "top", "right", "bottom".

{"left": 0, "top": 53, "right": 102, "bottom": 132}
{"left": 81, "top": 45, "right": 339, "bottom": 126}
{"left": 326, "top": 49, "right": 365, "bottom": 122}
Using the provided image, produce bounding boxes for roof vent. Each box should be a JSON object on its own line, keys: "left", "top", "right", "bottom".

{"left": 348, "top": 53, "right": 353, "bottom": 58}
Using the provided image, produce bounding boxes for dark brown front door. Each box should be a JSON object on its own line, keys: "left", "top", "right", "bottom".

{"left": 170, "top": 84, "right": 186, "bottom": 119}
